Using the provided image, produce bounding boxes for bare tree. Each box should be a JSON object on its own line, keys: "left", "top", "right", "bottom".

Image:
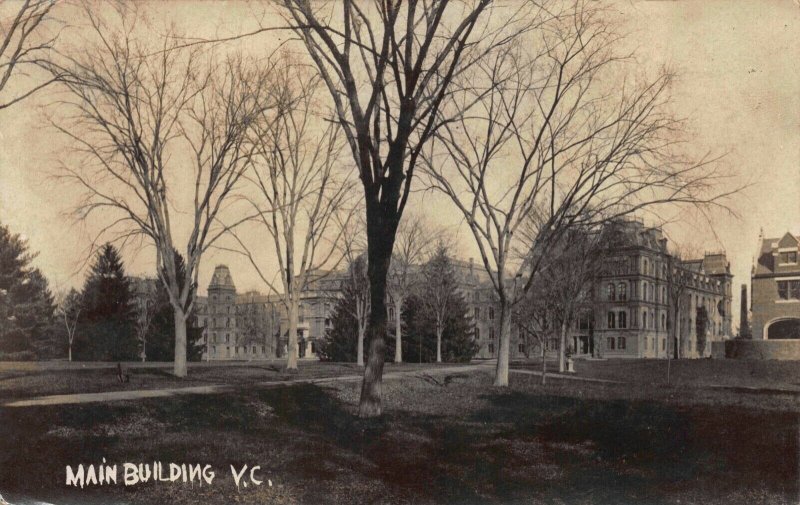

{"left": 131, "top": 278, "right": 158, "bottom": 362}
{"left": 55, "top": 287, "right": 81, "bottom": 362}
{"left": 278, "top": 0, "right": 538, "bottom": 416}
{"left": 529, "top": 223, "right": 610, "bottom": 372}
{"left": 231, "top": 64, "right": 357, "bottom": 371}
{"left": 50, "top": 5, "right": 275, "bottom": 377}
{"left": 419, "top": 242, "right": 458, "bottom": 363}
{"left": 386, "top": 214, "right": 431, "bottom": 363}
{"left": 347, "top": 254, "right": 371, "bottom": 366}
{"left": 513, "top": 286, "right": 555, "bottom": 385}
{"left": 665, "top": 252, "right": 690, "bottom": 384}
{"left": 422, "top": 1, "right": 734, "bottom": 386}
{"left": 0, "top": 0, "right": 59, "bottom": 111}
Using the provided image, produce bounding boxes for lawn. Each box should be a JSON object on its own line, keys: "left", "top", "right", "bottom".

{"left": 0, "top": 368, "right": 797, "bottom": 505}
{"left": 514, "top": 358, "right": 800, "bottom": 391}
{"left": 0, "top": 361, "right": 462, "bottom": 401}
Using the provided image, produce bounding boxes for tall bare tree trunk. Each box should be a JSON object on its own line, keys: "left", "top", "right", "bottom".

{"left": 68, "top": 345, "right": 72, "bottom": 363}
{"left": 287, "top": 299, "right": 299, "bottom": 370}
{"left": 358, "top": 208, "right": 395, "bottom": 418}
{"left": 394, "top": 298, "right": 403, "bottom": 363}
{"left": 493, "top": 304, "right": 512, "bottom": 386}
{"left": 436, "top": 319, "right": 443, "bottom": 363}
{"left": 173, "top": 308, "right": 187, "bottom": 377}
{"left": 558, "top": 320, "right": 568, "bottom": 373}
{"left": 541, "top": 342, "right": 547, "bottom": 385}
{"left": 357, "top": 323, "right": 365, "bottom": 367}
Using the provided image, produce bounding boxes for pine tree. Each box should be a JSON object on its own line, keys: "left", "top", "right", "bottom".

{"left": 146, "top": 251, "right": 203, "bottom": 362}
{"left": 399, "top": 293, "right": 477, "bottom": 363}
{"left": 317, "top": 272, "right": 366, "bottom": 363}
{"left": 77, "top": 244, "right": 138, "bottom": 361}
{"left": 0, "top": 224, "right": 56, "bottom": 358}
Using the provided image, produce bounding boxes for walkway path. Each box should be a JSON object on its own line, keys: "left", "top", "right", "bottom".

{"left": 2, "top": 363, "right": 495, "bottom": 408}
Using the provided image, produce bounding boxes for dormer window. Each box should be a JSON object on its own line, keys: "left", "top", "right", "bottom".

{"left": 779, "top": 251, "right": 798, "bottom": 264}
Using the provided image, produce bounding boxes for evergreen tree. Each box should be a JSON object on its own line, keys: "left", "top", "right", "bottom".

{"left": 76, "top": 244, "right": 138, "bottom": 361}
{"left": 399, "top": 292, "right": 477, "bottom": 363}
{"left": 317, "top": 274, "right": 366, "bottom": 363}
{"left": 146, "top": 251, "right": 203, "bottom": 362}
{"left": 0, "top": 224, "right": 56, "bottom": 358}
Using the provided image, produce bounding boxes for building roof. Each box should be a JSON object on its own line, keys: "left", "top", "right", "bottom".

{"left": 209, "top": 265, "right": 236, "bottom": 290}
{"left": 754, "top": 232, "right": 800, "bottom": 276}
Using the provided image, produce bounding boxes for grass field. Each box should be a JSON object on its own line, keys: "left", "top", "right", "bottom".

{"left": 515, "top": 358, "right": 800, "bottom": 391}
{"left": 0, "top": 363, "right": 798, "bottom": 505}
{"left": 0, "top": 361, "right": 463, "bottom": 401}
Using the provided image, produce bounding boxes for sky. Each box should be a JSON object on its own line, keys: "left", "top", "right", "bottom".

{"left": 0, "top": 0, "right": 798, "bottom": 331}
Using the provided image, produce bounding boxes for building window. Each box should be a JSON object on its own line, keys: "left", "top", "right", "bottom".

{"left": 607, "top": 337, "right": 616, "bottom": 350}
{"left": 618, "top": 311, "right": 627, "bottom": 329}
{"left": 777, "top": 280, "right": 800, "bottom": 300}
{"left": 661, "top": 338, "right": 666, "bottom": 351}
{"left": 779, "top": 251, "right": 798, "bottom": 264}
{"left": 649, "top": 284, "right": 654, "bottom": 302}
{"left": 607, "top": 283, "right": 616, "bottom": 301}
{"left": 474, "top": 327, "right": 480, "bottom": 340}
{"left": 489, "top": 307, "right": 495, "bottom": 320}
{"left": 578, "top": 313, "right": 591, "bottom": 330}
{"left": 661, "top": 313, "right": 667, "bottom": 331}
{"left": 489, "top": 327, "right": 495, "bottom": 340}
{"left": 225, "top": 333, "right": 230, "bottom": 343}
{"left": 607, "top": 311, "right": 616, "bottom": 329}
{"left": 518, "top": 343, "right": 525, "bottom": 353}
{"left": 642, "top": 310, "right": 647, "bottom": 329}
{"left": 643, "top": 258, "right": 649, "bottom": 275}
{"left": 618, "top": 283, "right": 627, "bottom": 301}
{"left": 388, "top": 307, "right": 395, "bottom": 319}
{"left": 618, "top": 337, "right": 626, "bottom": 350}
{"left": 488, "top": 342, "right": 494, "bottom": 354}
{"left": 474, "top": 307, "right": 480, "bottom": 320}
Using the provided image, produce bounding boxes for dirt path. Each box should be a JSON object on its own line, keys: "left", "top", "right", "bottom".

{"left": 2, "top": 363, "right": 495, "bottom": 407}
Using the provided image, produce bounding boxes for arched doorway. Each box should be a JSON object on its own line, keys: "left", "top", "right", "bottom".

{"left": 765, "top": 318, "right": 800, "bottom": 340}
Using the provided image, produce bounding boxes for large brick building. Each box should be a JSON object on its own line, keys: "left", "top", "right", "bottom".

{"left": 190, "top": 220, "right": 734, "bottom": 362}
{"left": 194, "top": 265, "right": 344, "bottom": 361}
{"left": 751, "top": 231, "right": 800, "bottom": 340}
{"left": 588, "top": 221, "right": 733, "bottom": 359}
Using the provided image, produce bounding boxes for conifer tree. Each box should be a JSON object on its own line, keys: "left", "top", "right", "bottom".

{"left": 0, "top": 224, "right": 55, "bottom": 358}
{"left": 146, "top": 251, "right": 203, "bottom": 362}
{"left": 77, "top": 244, "right": 137, "bottom": 361}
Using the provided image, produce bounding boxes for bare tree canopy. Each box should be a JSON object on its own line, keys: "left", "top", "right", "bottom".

{"left": 279, "top": 0, "right": 539, "bottom": 417}
{"left": 422, "top": 1, "right": 738, "bottom": 386}
{"left": 231, "top": 61, "right": 357, "bottom": 370}
{"left": 0, "top": 0, "right": 59, "bottom": 111}
{"left": 49, "top": 4, "right": 276, "bottom": 377}
{"left": 385, "top": 213, "right": 433, "bottom": 363}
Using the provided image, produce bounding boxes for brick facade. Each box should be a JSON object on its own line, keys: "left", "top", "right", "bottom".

{"left": 751, "top": 232, "right": 800, "bottom": 340}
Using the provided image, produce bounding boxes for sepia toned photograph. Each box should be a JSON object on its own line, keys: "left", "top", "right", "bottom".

{"left": 0, "top": 1, "right": 798, "bottom": 504}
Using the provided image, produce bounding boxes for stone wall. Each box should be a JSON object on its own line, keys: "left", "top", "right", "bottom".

{"left": 713, "top": 339, "right": 800, "bottom": 360}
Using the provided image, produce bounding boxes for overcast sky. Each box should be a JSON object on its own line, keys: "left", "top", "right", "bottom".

{"left": 0, "top": 0, "right": 798, "bottom": 330}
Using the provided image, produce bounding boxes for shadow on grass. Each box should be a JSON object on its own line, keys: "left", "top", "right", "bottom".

{"left": 1, "top": 383, "right": 798, "bottom": 505}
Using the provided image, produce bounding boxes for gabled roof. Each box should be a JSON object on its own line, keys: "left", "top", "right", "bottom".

{"left": 754, "top": 232, "right": 800, "bottom": 276}
{"left": 777, "top": 232, "right": 799, "bottom": 249}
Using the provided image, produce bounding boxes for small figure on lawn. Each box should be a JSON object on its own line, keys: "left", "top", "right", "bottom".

{"left": 117, "top": 362, "right": 130, "bottom": 383}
